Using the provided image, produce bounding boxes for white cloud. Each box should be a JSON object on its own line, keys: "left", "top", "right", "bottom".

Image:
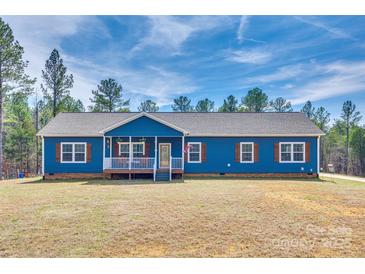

{"left": 245, "top": 64, "right": 304, "bottom": 83}
{"left": 227, "top": 49, "right": 272, "bottom": 64}
{"left": 130, "top": 16, "right": 234, "bottom": 56}
{"left": 294, "top": 16, "right": 354, "bottom": 40}
{"left": 288, "top": 61, "right": 365, "bottom": 104}
{"left": 237, "top": 16, "right": 249, "bottom": 43}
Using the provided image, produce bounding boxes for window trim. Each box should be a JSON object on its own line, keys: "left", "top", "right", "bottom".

{"left": 187, "top": 142, "right": 201, "bottom": 163}
{"left": 240, "top": 142, "right": 254, "bottom": 163}
{"left": 279, "top": 142, "right": 305, "bottom": 163}
{"left": 118, "top": 142, "right": 145, "bottom": 157}
{"left": 60, "top": 142, "right": 87, "bottom": 163}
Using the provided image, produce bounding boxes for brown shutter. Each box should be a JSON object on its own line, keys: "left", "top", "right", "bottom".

{"left": 56, "top": 143, "right": 61, "bottom": 162}
{"left": 254, "top": 143, "right": 259, "bottom": 162}
{"left": 114, "top": 142, "right": 119, "bottom": 157}
{"left": 274, "top": 143, "right": 279, "bottom": 162}
{"left": 201, "top": 143, "right": 207, "bottom": 162}
{"left": 305, "top": 142, "right": 310, "bottom": 162}
{"left": 144, "top": 143, "right": 150, "bottom": 157}
{"left": 235, "top": 143, "right": 240, "bottom": 162}
{"left": 87, "top": 144, "right": 92, "bottom": 162}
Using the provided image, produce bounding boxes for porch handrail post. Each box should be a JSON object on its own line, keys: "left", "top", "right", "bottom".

{"left": 169, "top": 155, "right": 172, "bottom": 181}
{"left": 129, "top": 136, "right": 132, "bottom": 170}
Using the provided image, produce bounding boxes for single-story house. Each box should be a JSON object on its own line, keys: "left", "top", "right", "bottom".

{"left": 37, "top": 112, "right": 324, "bottom": 181}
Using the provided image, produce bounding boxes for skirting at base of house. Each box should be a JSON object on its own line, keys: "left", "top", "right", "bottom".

{"left": 44, "top": 173, "right": 111, "bottom": 180}
{"left": 44, "top": 172, "right": 318, "bottom": 180}
{"left": 184, "top": 173, "right": 318, "bottom": 178}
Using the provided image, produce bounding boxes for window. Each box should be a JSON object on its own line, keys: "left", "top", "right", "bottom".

{"left": 188, "top": 142, "right": 201, "bottom": 163}
{"left": 279, "top": 142, "right": 305, "bottom": 163}
{"left": 240, "top": 142, "right": 254, "bottom": 163}
{"left": 61, "top": 143, "right": 86, "bottom": 163}
{"left": 118, "top": 142, "right": 145, "bottom": 158}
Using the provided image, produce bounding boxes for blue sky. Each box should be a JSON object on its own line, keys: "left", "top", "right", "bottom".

{"left": 3, "top": 16, "right": 365, "bottom": 120}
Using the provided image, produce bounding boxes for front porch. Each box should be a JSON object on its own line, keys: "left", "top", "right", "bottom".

{"left": 102, "top": 136, "right": 184, "bottom": 181}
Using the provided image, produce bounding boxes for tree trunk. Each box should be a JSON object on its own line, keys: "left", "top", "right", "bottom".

{"left": 345, "top": 125, "right": 349, "bottom": 174}
{"left": 53, "top": 87, "right": 56, "bottom": 117}
{"left": 0, "top": 48, "right": 3, "bottom": 180}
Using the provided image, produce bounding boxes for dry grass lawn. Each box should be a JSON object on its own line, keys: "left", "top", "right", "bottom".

{"left": 0, "top": 177, "right": 364, "bottom": 257}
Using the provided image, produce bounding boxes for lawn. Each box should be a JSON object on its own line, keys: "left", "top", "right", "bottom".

{"left": 0, "top": 177, "right": 364, "bottom": 257}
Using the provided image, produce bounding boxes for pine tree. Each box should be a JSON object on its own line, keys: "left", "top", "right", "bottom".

{"left": 42, "top": 49, "right": 74, "bottom": 117}
{"left": 301, "top": 101, "right": 315, "bottom": 120}
{"left": 89, "top": 78, "right": 129, "bottom": 112}
{"left": 340, "top": 100, "right": 362, "bottom": 174}
{"left": 218, "top": 95, "right": 238, "bottom": 112}
{"left": 138, "top": 100, "right": 159, "bottom": 112}
{"left": 171, "top": 96, "right": 193, "bottom": 112}
{"left": 195, "top": 98, "right": 214, "bottom": 112}
{"left": 241, "top": 88, "right": 268, "bottom": 112}
{"left": 269, "top": 97, "right": 293, "bottom": 112}
{"left": 0, "top": 18, "right": 34, "bottom": 179}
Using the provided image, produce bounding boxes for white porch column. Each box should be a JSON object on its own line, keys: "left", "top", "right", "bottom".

{"left": 154, "top": 136, "right": 158, "bottom": 169}
{"left": 109, "top": 137, "right": 112, "bottom": 158}
{"left": 182, "top": 135, "right": 185, "bottom": 171}
{"left": 129, "top": 136, "right": 132, "bottom": 170}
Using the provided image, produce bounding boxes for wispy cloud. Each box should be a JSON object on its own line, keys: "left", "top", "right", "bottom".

{"left": 227, "top": 49, "right": 272, "bottom": 64}
{"left": 130, "top": 16, "right": 234, "bottom": 56}
{"left": 288, "top": 61, "right": 365, "bottom": 104}
{"left": 294, "top": 16, "right": 354, "bottom": 40}
{"left": 236, "top": 16, "right": 265, "bottom": 44}
{"left": 245, "top": 64, "right": 304, "bottom": 83}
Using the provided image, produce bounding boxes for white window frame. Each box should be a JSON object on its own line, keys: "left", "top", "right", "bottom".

{"left": 118, "top": 142, "right": 145, "bottom": 157}
{"left": 240, "top": 142, "right": 254, "bottom": 163}
{"left": 188, "top": 142, "right": 201, "bottom": 163}
{"left": 60, "top": 142, "right": 87, "bottom": 163}
{"left": 279, "top": 142, "right": 305, "bottom": 163}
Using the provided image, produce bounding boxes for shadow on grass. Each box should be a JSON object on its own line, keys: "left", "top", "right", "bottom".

{"left": 20, "top": 178, "right": 185, "bottom": 186}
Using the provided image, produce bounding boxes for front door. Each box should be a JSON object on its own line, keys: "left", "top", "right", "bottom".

{"left": 159, "top": 143, "right": 171, "bottom": 169}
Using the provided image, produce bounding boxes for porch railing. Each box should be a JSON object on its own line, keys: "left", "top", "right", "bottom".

{"left": 171, "top": 157, "right": 183, "bottom": 169}
{"left": 104, "top": 157, "right": 183, "bottom": 170}
{"left": 104, "top": 157, "right": 155, "bottom": 169}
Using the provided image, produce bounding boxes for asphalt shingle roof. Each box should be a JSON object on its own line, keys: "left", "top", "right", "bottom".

{"left": 37, "top": 112, "right": 324, "bottom": 137}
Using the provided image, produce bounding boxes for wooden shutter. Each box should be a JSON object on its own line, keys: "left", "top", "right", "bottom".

{"left": 235, "top": 143, "right": 240, "bottom": 162}
{"left": 305, "top": 142, "right": 310, "bottom": 162}
{"left": 201, "top": 143, "right": 207, "bottom": 162}
{"left": 274, "top": 143, "right": 279, "bottom": 162}
{"left": 144, "top": 143, "right": 150, "bottom": 157}
{"left": 56, "top": 143, "right": 61, "bottom": 162}
{"left": 254, "top": 143, "right": 259, "bottom": 162}
{"left": 114, "top": 142, "right": 119, "bottom": 157}
{"left": 87, "top": 144, "right": 92, "bottom": 162}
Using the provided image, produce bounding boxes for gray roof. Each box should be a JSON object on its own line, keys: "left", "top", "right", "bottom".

{"left": 37, "top": 112, "right": 324, "bottom": 137}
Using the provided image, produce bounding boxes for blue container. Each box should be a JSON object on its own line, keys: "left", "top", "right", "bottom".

{"left": 18, "top": 172, "right": 24, "bottom": 178}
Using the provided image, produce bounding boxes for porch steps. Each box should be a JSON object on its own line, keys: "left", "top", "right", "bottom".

{"left": 155, "top": 169, "right": 170, "bottom": 181}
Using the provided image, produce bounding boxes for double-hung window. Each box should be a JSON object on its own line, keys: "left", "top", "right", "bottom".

{"left": 119, "top": 142, "right": 145, "bottom": 158}
{"left": 61, "top": 142, "right": 86, "bottom": 163}
{"left": 188, "top": 142, "right": 201, "bottom": 163}
{"left": 279, "top": 142, "right": 305, "bottom": 163}
{"left": 240, "top": 142, "right": 254, "bottom": 163}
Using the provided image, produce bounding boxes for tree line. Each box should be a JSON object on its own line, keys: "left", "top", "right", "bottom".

{"left": 0, "top": 17, "right": 364, "bottom": 178}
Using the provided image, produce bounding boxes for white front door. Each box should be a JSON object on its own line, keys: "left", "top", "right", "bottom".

{"left": 159, "top": 143, "right": 171, "bottom": 169}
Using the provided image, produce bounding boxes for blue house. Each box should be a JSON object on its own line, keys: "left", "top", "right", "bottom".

{"left": 37, "top": 112, "right": 324, "bottom": 181}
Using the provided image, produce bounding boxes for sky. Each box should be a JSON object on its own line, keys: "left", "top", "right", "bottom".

{"left": 3, "top": 15, "right": 365, "bottom": 120}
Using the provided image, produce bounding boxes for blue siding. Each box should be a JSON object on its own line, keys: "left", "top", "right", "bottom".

{"left": 44, "top": 137, "right": 103, "bottom": 173}
{"left": 184, "top": 137, "right": 317, "bottom": 174}
{"left": 105, "top": 116, "right": 183, "bottom": 137}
